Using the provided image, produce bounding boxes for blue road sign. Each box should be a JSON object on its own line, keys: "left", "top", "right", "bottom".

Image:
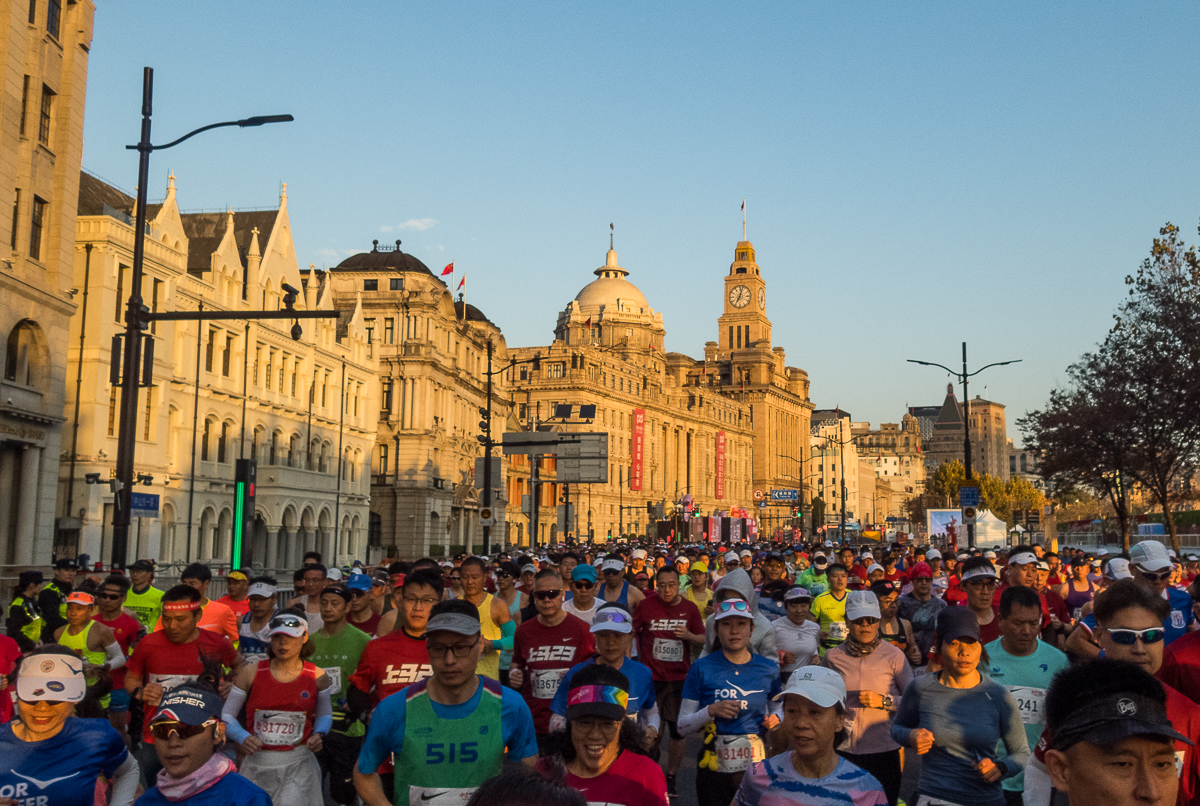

{"left": 770, "top": 488, "right": 799, "bottom": 502}
{"left": 130, "top": 492, "right": 160, "bottom": 519}
{"left": 959, "top": 486, "right": 980, "bottom": 508}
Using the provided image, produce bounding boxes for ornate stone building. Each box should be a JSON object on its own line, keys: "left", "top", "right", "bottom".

{"left": 923, "top": 384, "right": 1009, "bottom": 481}
{"left": 0, "top": 0, "right": 94, "bottom": 565}
{"left": 64, "top": 172, "right": 377, "bottom": 569}
{"left": 319, "top": 242, "right": 506, "bottom": 560}
{"left": 500, "top": 236, "right": 811, "bottom": 545}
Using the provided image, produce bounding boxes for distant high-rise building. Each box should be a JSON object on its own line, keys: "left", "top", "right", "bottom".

{"left": 921, "top": 384, "right": 1009, "bottom": 480}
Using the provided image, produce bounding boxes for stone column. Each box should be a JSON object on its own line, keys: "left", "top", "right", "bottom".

{"left": 15, "top": 446, "right": 41, "bottom": 566}
{"left": 318, "top": 527, "right": 333, "bottom": 563}
{"left": 0, "top": 447, "right": 16, "bottom": 564}
{"left": 265, "top": 527, "right": 280, "bottom": 572}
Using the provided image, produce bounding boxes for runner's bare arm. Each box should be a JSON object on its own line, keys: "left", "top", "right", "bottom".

{"left": 353, "top": 764, "right": 392, "bottom": 806}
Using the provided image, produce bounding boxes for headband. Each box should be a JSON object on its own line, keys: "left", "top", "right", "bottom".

{"left": 568, "top": 684, "right": 629, "bottom": 711}
{"left": 163, "top": 600, "right": 201, "bottom": 612}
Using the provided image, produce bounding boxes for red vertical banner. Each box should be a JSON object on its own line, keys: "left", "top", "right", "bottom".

{"left": 630, "top": 408, "right": 645, "bottom": 491}
{"left": 715, "top": 431, "right": 726, "bottom": 499}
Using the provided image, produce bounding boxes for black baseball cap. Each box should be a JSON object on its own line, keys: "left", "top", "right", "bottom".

{"left": 1053, "top": 692, "right": 1191, "bottom": 750}
{"left": 53, "top": 558, "right": 77, "bottom": 570}
{"left": 129, "top": 559, "right": 155, "bottom": 572}
{"left": 937, "top": 606, "right": 980, "bottom": 644}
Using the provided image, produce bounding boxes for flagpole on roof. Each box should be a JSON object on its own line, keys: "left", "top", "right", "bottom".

{"left": 742, "top": 198, "right": 746, "bottom": 241}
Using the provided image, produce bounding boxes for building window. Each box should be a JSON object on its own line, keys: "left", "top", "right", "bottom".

{"left": 222, "top": 334, "right": 233, "bottom": 376}
{"left": 115, "top": 265, "right": 127, "bottom": 322}
{"left": 27, "top": 0, "right": 35, "bottom": 24}
{"left": 364, "top": 318, "right": 375, "bottom": 342}
{"left": 378, "top": 444, "right": 389, "bottom": 476}
{"left": 10, "top": 189, "right": 19, "bottom": 250}
{"left": 291, "top": 368, "right": 297, "bottom": 397}
{"left": 265, "top": 352, "right": 273, "bottom": 390}
{"left": 363, "top": 279, "right": 378, "bottom": 291}
{"left": 107, "top": 386, "right": 117, "bottom": 436}
{"left": 5, "top": 322, "right": 35, "bottom": 384}
{"left": 389, "top": 277, "right": 403, "bottom": 291}
{"left": 217, "top": 422, "right": 228, "bottom": 463}
{"left": 29, "top": 196, "right": 46, "bottom": 260}
{"left": 549, "top": 362, "right": 564, "bottom": 378}
{"left": 384, "top": 318, "right": 394, "bottom": 344}
{"left": 46, "top": 0, "right": 60, "bottom": 37}
{"left": 269, "top": 433, "right": 278, "bottom": 465}
{"left": 204, "top": 329, "right": 216, "bottom": 372}
{"left": 142, "top": 389, "right": 152, "bottom": 441}
{"left": 382, "top": 379, "right": 393, "bottom": 412}
{"left": 38, "top": 85, "right": 53, "bottom": 146}
{"left": 201, "top": 419, "right": 211, "bottom": 461}
{"left": 19, "top": 77, "right": 30, "bottom": 137}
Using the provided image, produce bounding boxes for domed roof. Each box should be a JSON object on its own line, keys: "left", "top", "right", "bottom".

{"left": 334, "top": 240, "right": 434, "bottom": 276}
{"left": 573, "top": 247, "right": 650, "bottom": 313}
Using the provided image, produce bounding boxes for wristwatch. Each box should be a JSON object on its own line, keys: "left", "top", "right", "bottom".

{"left": 881, "top": 695, "right": 893, "bottom": 710}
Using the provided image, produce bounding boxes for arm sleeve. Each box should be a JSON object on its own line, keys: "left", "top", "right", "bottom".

{"left": 889, "top": 679, "right": 921, "bottom": 746}
{"left": 108, "top": 753, "right": 140, "bottom": 806}
{"left": 104, "top": 641, "right": 126, "bottom": 670}
{"left": 639, "top": 703, "right": 661, "bottom": 733}
{"left": 677, "top": 698, "right": 711, "bottom": 735}
{"left": 494, "top": 616, "right": 516, "bottom": 651}
{"left": 996, "top": 688, "right": 1032, "bottom": 778}
{"left": 221, "top": 685, "right": 252, "bottom": 745}
{"left": 313, "top": 685, "right": 334, "bottom": 734}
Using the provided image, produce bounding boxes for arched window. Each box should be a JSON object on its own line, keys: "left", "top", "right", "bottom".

{"left": 269, "top": 432, "right": 279, "bottom": 465}
{"left": 217, "top": 422, "right": 228, "bottom": 463}
{"left": 288, "top": 434, "right": 298, "bottom": 467}
{"left": 201, "top": 418, "right": 212, "bottom": 461}
{"left": 4, "top": 321, "right": 37, "bottom": 385}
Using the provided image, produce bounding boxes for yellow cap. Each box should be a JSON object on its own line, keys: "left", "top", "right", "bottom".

{"left": 227, "top": 571, "right": 248, "bottom": 581}
{"left": 690, "top": 561, "right": 709, "bottom": 573}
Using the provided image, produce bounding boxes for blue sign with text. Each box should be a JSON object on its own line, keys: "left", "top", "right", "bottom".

{"left": 130, "top": 492, "right": 159, "bottom": 519}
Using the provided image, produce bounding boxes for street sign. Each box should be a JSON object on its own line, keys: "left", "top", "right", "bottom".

{"left": 770, "top": 488, "right": 799, "bottom": 502}
{"left": 130, "top": 493, "right": 159, "bottom": 519}
{"left": 758, "top": 501, "right": 767, "bottom": 509}
{"left": 501, "top": 431, "right": 608, "bottom": 457}
{"left": 474, "top": 457, "right": 502, "bottom": 488}
{"left": 962, "top": 506, "right": 978, "bottom": 525}
{"left": 521, "top": 495, "right": 531, "bottom": 516}
{"left": 557, "top": 504, "right": 575, "bottom": 533}
{"left": 478, "top": 506, "right": 496, "bottom": 526}
{"left": 959, "top": 486, "right": 980, "bottom": 508}
{"left": 557, "top": 457, "right": 608, "bottom": 483}
{"left": 753, "top": 489, "right": 764, "bottom": 501}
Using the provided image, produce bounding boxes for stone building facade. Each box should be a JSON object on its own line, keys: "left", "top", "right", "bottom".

{"left": 0, "top": 0, "right": 94, "bottom": 566}
{"left": 319, "top": 242, "right": 505, "bottom": 560}
{"left": 923, "top": 384, "right": 1009, "bottom": 481}
{"left": 63, "top": 172, "right": 376, "bottom": 570}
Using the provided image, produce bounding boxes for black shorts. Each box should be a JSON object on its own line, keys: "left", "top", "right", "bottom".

{"left": 654, "top": 679, "right": 685, "bottom": 739}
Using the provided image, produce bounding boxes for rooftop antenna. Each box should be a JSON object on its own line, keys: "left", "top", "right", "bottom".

{"left": 742, "top": 198, "right": 746, "bottom": 241}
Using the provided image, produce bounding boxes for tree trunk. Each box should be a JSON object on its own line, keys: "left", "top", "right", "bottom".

{"left": 1165, "top": 502, "right": 1181, "bottom": 557}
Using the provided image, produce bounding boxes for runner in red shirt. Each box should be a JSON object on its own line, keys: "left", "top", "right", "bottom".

{"left": 95, "top": 574, "right": 146, "bottom": 743}
{"left": 124, "top": 584, "right": 242, "bottom": 784}
{"left": 510, "top": 569, "right": 594, "bottom": 743}
{"left": 215, "top": 570, "right": 251, "bottom": 618}
{"left": 632, "top": 566, "right": 704, "bottom": 794}
{"left": 347, "top": 568, "right": 440, "bottom": 709}
{"left": 345, "top": 573, "right": 382, "bottom": 636}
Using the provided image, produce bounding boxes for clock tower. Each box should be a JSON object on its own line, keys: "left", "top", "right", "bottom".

{"left": 718, "top": 240, "right": 771, "bottom": 354}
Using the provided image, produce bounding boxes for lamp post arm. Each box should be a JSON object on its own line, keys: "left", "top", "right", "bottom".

{"left": 127, "top": 115, "right": 295, "bottom": 153}
{"left": 906, "top": 359, "right": 961, "bottom": 379}
{"left": 965, "top": 359, "right": 1022, "bottom": 378}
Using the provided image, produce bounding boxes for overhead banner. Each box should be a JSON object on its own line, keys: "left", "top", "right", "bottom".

{"left": 715, "top": 431, "right": 726, "bottom": 499}
{"left": 630, "top": 408, "right": 645, "bottom": 491}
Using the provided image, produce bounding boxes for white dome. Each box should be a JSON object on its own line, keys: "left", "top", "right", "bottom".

{"left": 572, "top": 247, "right": 650, "bottom": 313}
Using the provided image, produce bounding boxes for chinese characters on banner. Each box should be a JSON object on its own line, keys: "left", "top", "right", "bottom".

{"left": 715, "top": 431, "right": 726, "bottom": 499}
{"left": 630, "top": 408, "right": 645, "bottom": 491}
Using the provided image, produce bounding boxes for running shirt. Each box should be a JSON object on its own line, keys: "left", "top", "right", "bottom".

{"left": 0, "top": 634, "right": 19, "bottom": 723}
{"left": 734, "top": 752, "right": 887, "bottom": 806}
{"left": 358, "top": 675, "right": 538, "bottom": 806}
{"left": 984, "top": 637, "right": 1069, "bottom": 793}
{"left": 347, "top": 609, "right": 382, "bottom": 637}
{"left": 1063, "top": 578, "right": 1096, "bottom": 620}
{"left": 0, "top": 717, "right": 128, "bottom": 806}
{"left": 216, "top": 594, "right": 250, "bottom": 618}
{"left": 550, "top": 657, "right": 656, "bottom": 721}
{"left": 125, "top": 628, "right": 239, "bottom": 743}
{"left": 512, "top": 614, "right": 594, "bottom": 734}
{"left": 561, "top": 596, "right": 598, "bottom": 624}
{"left": 347, "top": 628, "right": 432, "bottom": 706}
{"left": 810, "top": 590, "right": 849, "bottom": 654}
{"left": 238, "top": 611, "right": 275, "bottom": 663}
{"left": 245, "top": 659, "right": 319, "bottom": 750}
{"left": 681, "top": 651, "right": 782, "bottom": 736}
{"left": 309, "top": 623, "right": 372, "bottom": 738}
{"left": 633, "top": 595, "right": 703, "bottom": 681}
{"left": 93, "top": 609, "right": 144, "bottom": 691}
{"left": 541, "top": 748, "right": 669, "bottom": 806}
{"left": 136, "top": 772, "right": 272, "bottom": 806}
{"left": 685, "top": 585, "right": 713, "bottom": 615}
{"left": 770, "top": 617, "right": 821, "bottom": 673}
{"left": 474, "top": 592, "right": 502, "bottom": 680}
{"left": 124, "top": 585, "right": 165, "bottom": 633}
{"left": 153, "top": 599, "right": 239, "bottom": 646}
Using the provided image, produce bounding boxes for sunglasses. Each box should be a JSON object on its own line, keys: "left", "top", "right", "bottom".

{"left": 1138, "top": 571, "right": 1171, "bottom": 582}
{"left": 269, "top": 615, "right": 306, "bottom": 631}
{"left": 150, "top": 720, "right": 213, "bottom": 740}
{"left": 496, "top": 571, "right": 513, "bottom": 578}
{"left": 594, "top": 610, "right": 632, "bottom": 624}
{"left": 851, "top": 617, "right": 880, "bottom": 626}
{"left": 98, "top": 592, "right": 122, "bottom": 600}
{"left": 572, "top": 580, "right": 593, "bottom": 589}
{"left": 716, "top": 599, "right": 751, "bottom": 615}
{"left": 1108, "top": 628, "right": 1165, "bottom": 645}
{"left": 534, "top": 589, "right": 562, "bottom": 601}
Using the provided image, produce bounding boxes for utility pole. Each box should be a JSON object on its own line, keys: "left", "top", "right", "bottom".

{"left": 481, "top": 340, "right": 494, "bottom": 554}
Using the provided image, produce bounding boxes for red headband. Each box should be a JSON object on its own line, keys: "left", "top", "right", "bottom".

{"left": 163, "top": 600, "right": 201, "bottom": 612}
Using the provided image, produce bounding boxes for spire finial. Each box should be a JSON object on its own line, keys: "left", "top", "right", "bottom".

{"left": 610, "top": 222, "right": 613, "bottom": 250}
{"left": 742, "top": 198, "right": 747, "bottom": 241}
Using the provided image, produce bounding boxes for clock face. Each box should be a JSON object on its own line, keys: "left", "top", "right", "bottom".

{"left": 758, "top": 288, "right": 766, "bottom": 310}
{"left": 729, "top": 285, "right": 751, "bottom": 308}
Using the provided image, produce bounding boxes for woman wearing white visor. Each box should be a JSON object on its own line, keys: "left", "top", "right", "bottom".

{"left": 221, "top": 610, "right": 333, "bottom": 806}
{"left": 0, "top": 645, "right": 139, "bottom": 806}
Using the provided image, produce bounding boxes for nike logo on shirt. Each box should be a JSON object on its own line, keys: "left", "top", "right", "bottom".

{"left": 13, "top": 771, "right": 81, "bottom": 789}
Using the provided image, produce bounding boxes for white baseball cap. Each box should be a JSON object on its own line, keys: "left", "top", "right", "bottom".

{"left": 1009, "top": 552, "right": 1038, "bottom": 566}
{"left": 326, "top": 567, "right": 344, "bottom": 581}
{"left": 867, "top": 563, "right": 884, "bottom": 574}
{"left": 740, "top": 550, "right": 753, "bottom": 557}
{"left": 1106, "top": 558, "right": 1134, "bottom": 580}
{"left": 725, "top": 552, "right": 739, "bottom": 562}
{"left": 774, "top": 665, "right": 846, "bottom": 708}
{"left": 926, "top": 548, "right": 942, "bottom": 560}
{"left": 984, "top": 550, "right": 997, "bottom": 559}
{"left": 1130, "top": 542, "right": 1171, "bottom": 572}
{"left": 17, "top": 652, "right": 87, "bottom": 703}
{"left": 632, "top": 549, "right": 648, "bottom": 560}
{"left": 961, "top": 563, "right": 999, "bottom": 582}
{"left": 845, "top": 590, "right": 881, "bottom": 621}
{"left": 601, "top": 558, "right": 625, "bottom": 573}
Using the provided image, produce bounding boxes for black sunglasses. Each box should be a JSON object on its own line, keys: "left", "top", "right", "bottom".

{"left": 534, "top": 589, "right": 562, "bottom": 601}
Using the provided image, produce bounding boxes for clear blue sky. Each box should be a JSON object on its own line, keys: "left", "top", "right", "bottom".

{"left": 81, "top": 2, "right": 1200, "bottom": 438}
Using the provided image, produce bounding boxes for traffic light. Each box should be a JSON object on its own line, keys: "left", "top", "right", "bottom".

{"left": 232, "top": 459, "right": 256, "bottom": 568}
{"left": 477, "top": 406, "right": 490, "bottom": 445}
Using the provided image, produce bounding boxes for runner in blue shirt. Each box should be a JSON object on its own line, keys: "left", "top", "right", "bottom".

{"left": 1, "top": 646, "right": 139, "bottom": 806}
{"left": 548, "top": 602, "right": 659, "bottom": 743}
{"left": 354, "top": 599, "right": 538, "bottom": 806}
{"left": 678, "top": 598, "right": 782, "bottom": 806}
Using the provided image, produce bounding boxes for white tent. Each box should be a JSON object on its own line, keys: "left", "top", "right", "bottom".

{"left": 974, "top": 510, "right": 1008, "bottom": 547}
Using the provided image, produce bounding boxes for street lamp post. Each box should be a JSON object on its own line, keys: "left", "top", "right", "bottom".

{"left": 907, "top": 342, "right": 1021, "bottom": 549}
{"left": 110, "top": 66, "right": 304, "bottom": 569}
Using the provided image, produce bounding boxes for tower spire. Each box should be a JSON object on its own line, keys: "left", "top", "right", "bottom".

{"left": 610, "top": 221, "right": 613, "bottom": 250}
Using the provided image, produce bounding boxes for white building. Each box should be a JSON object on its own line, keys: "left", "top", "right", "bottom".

{"left": 63, "top": 172, "right": 377, "bottom": 570}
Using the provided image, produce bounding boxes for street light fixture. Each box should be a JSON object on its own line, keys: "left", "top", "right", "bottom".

{"left": 109, "top": 67, "right": 305, "bottom": 570}
{"left": 907, "top": 341, "right": 1021, "bottom": 548}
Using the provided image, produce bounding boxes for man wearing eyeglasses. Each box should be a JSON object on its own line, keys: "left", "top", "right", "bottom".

{"left": 983, "top": 585, "right": 1068, "bottom": 804}
{"left": 354, "top": 599, "right": 538, "bottom": 806}
{"left": 1024, "top": 579, "right": 1200, "bottom": 806}
{"left": 509, "top": 569, "right": 594, "bottom": 749}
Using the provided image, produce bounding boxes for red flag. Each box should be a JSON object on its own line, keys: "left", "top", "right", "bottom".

{"left": 456, "top": 276, "right": 465, "bottom": 290}
{"left": 741, "top": 200, "right": 745, "bottom": 211}
{"left": 649, "top": 343, "right": 656, "bottom": 351}
{"left": 584, "top": 317, "right": 592, "bottom": 329}
{"left": 441, "top": 262, "right": 454, "bottom": 276}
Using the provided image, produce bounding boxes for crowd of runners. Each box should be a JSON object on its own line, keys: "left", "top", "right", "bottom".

{"left": 4, "top": 537, "right": 1200, "bottom": 806}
